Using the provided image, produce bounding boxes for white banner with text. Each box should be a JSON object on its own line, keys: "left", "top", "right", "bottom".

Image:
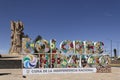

{"left": 23, "top": 68, "right": 97, "bottom": 75}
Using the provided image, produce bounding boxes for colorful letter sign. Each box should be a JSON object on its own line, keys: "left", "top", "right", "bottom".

{"left": 22, "top": 38, "right": 111, "bottom": 75}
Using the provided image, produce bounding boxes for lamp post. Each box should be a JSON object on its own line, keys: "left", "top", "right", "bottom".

{"left": 116, "top": 41, "right": 120, "bottom": 57}
{"left": 110, "top": 40, "right": 112, "bottom": 57}
{"left": 106, "top": 39, "right": 113, "bottom": 57}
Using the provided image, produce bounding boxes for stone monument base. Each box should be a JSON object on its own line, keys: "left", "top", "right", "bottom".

{"left": 9, "top": 53, "right": 20, "bottom": 56}
{"left": 0, "top": 54, "right": 22, "bottom": 69}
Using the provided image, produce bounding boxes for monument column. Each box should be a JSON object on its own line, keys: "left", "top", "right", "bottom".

{"left": 9, "top": 21, "right": 24, "bottom": 55}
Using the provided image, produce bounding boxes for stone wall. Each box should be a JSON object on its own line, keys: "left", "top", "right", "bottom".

{"left": 0, "top": 60, "right": 22, "bottom": 69}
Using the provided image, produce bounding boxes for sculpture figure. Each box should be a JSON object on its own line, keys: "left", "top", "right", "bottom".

{"left": 9, "top": 21, "right": 24, "bottom": 55}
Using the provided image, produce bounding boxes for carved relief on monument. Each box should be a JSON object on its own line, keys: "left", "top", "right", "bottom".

{"left": 9, "top": 21, "right": 24, "bottom": 55}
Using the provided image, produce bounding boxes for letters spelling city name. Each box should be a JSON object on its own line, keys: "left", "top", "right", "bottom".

{"left": 22, "top": 38, "right": 104, "bottom": 54}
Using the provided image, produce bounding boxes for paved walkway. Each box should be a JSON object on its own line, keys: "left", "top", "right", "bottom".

{"left": 0, "top": 67, "right": 120, "bottom": 80}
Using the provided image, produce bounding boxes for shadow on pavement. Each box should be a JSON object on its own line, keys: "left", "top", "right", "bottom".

{"left": 0, "top": 73, "right": 11, "bottom": 76}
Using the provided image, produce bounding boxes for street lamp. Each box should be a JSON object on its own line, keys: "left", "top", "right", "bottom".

{"left": 116, "top": 41, "right": 120, "bottom": 57}
{"left": 110, "top": 40, "right": 112, "bottom": 57}
{"left": 106, "top": 39, "right": 113, "bottom": 57}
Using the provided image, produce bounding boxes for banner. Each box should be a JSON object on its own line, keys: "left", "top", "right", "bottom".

{"left": 23, "top": 68, "right": 96, "bottom": 75}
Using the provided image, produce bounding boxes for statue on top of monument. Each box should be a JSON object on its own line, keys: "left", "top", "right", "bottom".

{"left": 9, "top": 20, "right": 24, "bottom": 55}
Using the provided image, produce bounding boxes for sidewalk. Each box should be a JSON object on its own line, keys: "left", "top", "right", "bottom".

{"left": 0, "top": 67, "right": 120, "bottom": 80}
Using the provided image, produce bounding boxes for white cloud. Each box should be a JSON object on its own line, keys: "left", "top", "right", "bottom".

{"left": 0, "top": 49, "right": 8, "bottom": 54}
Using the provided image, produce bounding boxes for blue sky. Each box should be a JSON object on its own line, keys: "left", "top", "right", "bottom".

{"left": 0, "top": 0, "right": 120, "bottom": 56}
